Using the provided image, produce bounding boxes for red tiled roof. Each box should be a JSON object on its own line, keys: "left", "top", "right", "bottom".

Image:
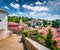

{"left": 38, "top": 26, "right": 60, "bottom": 48}
{"left": 8, "top": 22, "right": 28, "bottom": 31}
{"left": 54, "top": 37, "right": 60, "bottom": 48}
{"left": 8, "top": 22, "right": 20, "bottom": 30}
{"left": 8, "top": 22, "right": 19, "bottom": 25}
{"left": 19, "top": 23, "right": 28, "bottom": 29}
{"left": 27, "top": 27, "right": 35, "bottom": 31}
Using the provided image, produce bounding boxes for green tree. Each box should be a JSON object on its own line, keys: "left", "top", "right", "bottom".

{"left": 51, "top": 40, "right": 58, "bottom": 50}
{"left": 45, "top": 29, "right": 58, "bottom": 50}
{"left": 45, "top": 29, "right": 52, "bottom": 49}
{"left": 8, "top": 16, "right": 20, "bottom": 23}
{"left": 52, "top": 19, "right": 60, "bottom": 28}
{"left": 25, "top": 22, "right": 30, "bottom": 26}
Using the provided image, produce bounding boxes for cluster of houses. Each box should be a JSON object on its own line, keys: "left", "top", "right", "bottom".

{"left": 8, "top": 21, "right": 60, "bottom": 48}
{"left": 29, "top": 19, "right": 44, "bottom": 28}
{"left": 0, "top": 9, "right": 60, "bottom": 49}
{"left": 36, "top": 26, "right": 60, "bottom": 48}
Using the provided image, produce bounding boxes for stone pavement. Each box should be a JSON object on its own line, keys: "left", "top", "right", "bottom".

{"left": 0, "top": 34, "right": 24, "bottom": 50}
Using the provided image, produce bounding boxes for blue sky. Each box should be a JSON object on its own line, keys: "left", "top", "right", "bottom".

{"left": 0, "top": 0, "right": 60, "bottom": 20}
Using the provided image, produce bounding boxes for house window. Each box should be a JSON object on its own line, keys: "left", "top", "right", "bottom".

{"left": 0, "top": 19, "right": 1, "bottom": 22}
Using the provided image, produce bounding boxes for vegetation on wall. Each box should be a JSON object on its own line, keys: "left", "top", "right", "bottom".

{"left": 32, "top": 30, "right": 37, "bottom": 35}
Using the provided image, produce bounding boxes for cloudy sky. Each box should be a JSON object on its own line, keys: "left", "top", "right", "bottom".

{"left": 0, "top": 0, "right": 60, "bottom": 20}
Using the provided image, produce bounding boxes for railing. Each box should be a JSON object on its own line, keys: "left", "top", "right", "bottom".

{"left": 23, "top": 37, "right": 50, "bottom": 50}
{"left": 30, "top": 35, "right": 45, "bottom": 45}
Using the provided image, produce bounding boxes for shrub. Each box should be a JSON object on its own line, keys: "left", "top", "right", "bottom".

{"left": 22, "top": 29, "right": 29, "bottom": 37}
{"left": 32, "top": 30, "right": 37, "bottom": 35}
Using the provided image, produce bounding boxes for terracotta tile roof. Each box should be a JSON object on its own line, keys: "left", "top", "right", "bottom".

{"left": 38, "top": 26, "right": 58, "bottom": 35}
{"left": 8, "top": 22, "right": 19, "bottom": 30}
{"left": 38, "top": 26, "right": 60, "bottom": 48}
{"left": 8, "top": 22, "right": 28, "bottom": 31}
{"left": 19, "top": 23, "right": 28, "bottom": 28}
{"left": 8, "top": 22, "right": 19, "bottom": 25}
{"left": 27, "top": 27, "right": 35, "bottom": 31}
{"left": 54, "top": 37, "right": 60, "bottom": 48}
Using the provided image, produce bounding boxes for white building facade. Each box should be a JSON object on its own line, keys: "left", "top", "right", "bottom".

{"left": 0, "top": 9, "right": 11, "bottom": 40}
{"left": 0, "top": 9, "right": 8, "bottom": 30}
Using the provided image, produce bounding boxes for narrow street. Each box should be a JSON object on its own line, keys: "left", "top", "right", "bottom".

{"left": 0, "top": 34, "right": 24, "bottom": 50}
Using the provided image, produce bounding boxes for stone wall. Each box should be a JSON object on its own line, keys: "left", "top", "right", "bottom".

{"left": 0, "top": 29, "right": 12, "bottom": 40}
{"left": 23, "top": 37, "right": 50, "bottom": 50}
{"left": 24, "top": 38, "right": 37, "bottom": 50}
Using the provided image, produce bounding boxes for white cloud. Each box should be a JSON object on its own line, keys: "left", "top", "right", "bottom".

{"left": 47, "top": 0, "right": 60, "bottom": 10}
{"left": 29, "top": 11, "right": 60, "bottom": 20}
{"left": 19, "top": 12, "right": 24, "bottom": 14}
{"left": 9, "top": 13, "right": 17, "bottom": 16}
{"left": 35, "top": 1, "right": 46, "bottom": 5}
{"left": 30, "top": 12, "right": 35, "bottom": 16}
{"left": 16, "top": 0, "right": 19, "bottom": 2}
{"left": 9, "top": 0, "right": 60, "bottom": 20}
{"left": 9, "top": 11, "right": 60, "bottom": 20}
{"left": 12, "top": 13, "right": 17, "bottom": 16}
{"left": 46, "top": 0, "right": 60, "bottom": 17}
{"left": 30, "top": 4, "right": 33, "bottom": 6}
{"left": 9, "top": 12, "right": 29, "bottom": 17}
{"left": 29, "top": 12, "right": 47, "bottom": 18}
{"left": 10, "top": 2, "right": 20, "bottom": 9}
{"left": 22, "top": 5, "right": 49, "bottom": 11}
{"left": 43, "top": 1, "right": 46, "bottom": 4}
{"left": 10, "top": 2, "right": 20, "bottom": 16}
{"left": 35, "top": 1, "right": 42, "bottom": 5}
{"left": 48, "top": 0, "right": 60, "bottom": 6}
{"left": 47, "top": 15, "right": 60, "bottom": 20}
{"left": 33, "top": 6, "right": 49, "bottom": 11}
{"left": 4, "top": 6, "right": 9, "bottom": 9}
{"left": 19, "top": 12, "right": 29, "bottom": 17}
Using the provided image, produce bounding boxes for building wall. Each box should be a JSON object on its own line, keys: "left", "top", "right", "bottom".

{"left": 0, "top": 12, "right": 8, "bottom": 30}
